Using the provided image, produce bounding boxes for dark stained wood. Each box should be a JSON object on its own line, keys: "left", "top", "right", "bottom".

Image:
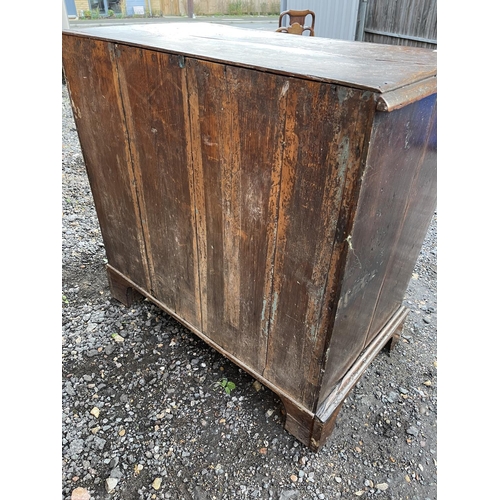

{"left": 364, "top": 95, "right": 437, "bottom": 343}
{"left": 262, "top": 81, "right": 375, "bottom": 409}
{"left": 62, "top": 36, "right": 150, "bottom": 292}
{"left": 107, "top": 265, "right": 143, "bottom": 307}
{"left": 111, "top": 44, "right": 201, "bottom": 329}
{"left": 376, "top": 76, "right": 436, "bottom": 111}
{"left": 318, "top": 95, "right": 437, "bottom": 401}
{"left": 62, "top": 24, "right": 437, "bottom": 451}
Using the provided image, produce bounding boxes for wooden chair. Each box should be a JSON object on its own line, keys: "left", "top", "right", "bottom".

{"left": 276, "top": 9, "right": 315, "bottom": 36}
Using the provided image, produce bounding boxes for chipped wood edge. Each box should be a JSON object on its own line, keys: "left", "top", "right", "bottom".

{"left": 316, "top": 305, "right": 409, "bottom": 424}
{"left": 376, "top": 77, "right": 437, "bottom": 112}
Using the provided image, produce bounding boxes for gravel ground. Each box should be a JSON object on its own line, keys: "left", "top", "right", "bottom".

{"left": 62, "top": 82, "right": 437, "bottom": 500}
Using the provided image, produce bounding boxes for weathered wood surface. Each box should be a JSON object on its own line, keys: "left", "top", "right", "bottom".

{"left": 62, "top": 26, "right": 437, "bottom": 450}
{"left": 376, "top": 76, "right": 436, "bottom": 112}
{"left": 185, "top": 58, "right": 285, "bottom": 371}
{"left": 63, "top": 23, "right": 436, "bottom": 95}
{"left": 318, "top": 94, "right": 437, "bottom": 402}
{"left": 260, "top": 81, "right": 374, "bottom": 409}
{"left": 112, "top": 46, "right": 201, "bottom": 329}
{"left": 62, "top": 36, "right": 151, "bottom": 292}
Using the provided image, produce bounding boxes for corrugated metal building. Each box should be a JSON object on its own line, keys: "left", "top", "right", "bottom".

{"left": 280, "top": 0, "right": 361, "bottom": 40}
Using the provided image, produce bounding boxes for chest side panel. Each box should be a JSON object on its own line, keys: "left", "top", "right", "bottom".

{"left": 362, "top": 95, "right": 437, "bottom": 343}
{"left": 186, "top": 59, "right": 374, "bottom": 396}
{"left": 319, "top": 94, "right": 437, "bottom": 402}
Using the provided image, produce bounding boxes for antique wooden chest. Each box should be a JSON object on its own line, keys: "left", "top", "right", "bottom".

{"left": 62, "top": 23, "right": 437, "bottom": 451}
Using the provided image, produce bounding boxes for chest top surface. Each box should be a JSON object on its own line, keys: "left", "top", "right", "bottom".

{"left": 63, "top": 23, "right": 437, "bottom": 94}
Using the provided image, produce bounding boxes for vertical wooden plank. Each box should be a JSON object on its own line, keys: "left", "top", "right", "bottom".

{"left": 112, "top": 45, "right": 201, "bottom": 328}
{"left": 224, "top": 66, "right": 289, "bottom": 369}
{"left": 259, "top": 80, "right": 289, "bottom": 366}
{"left": 364, "top": 0, "right": 437, "bottom": 48}
{"left": 220, "top": 72, "right": 242, "bottom": 330}
{"left": 185, "top": 63, "right": 208, "bottom": 332}
{"left": 263, "top": 81, "right": 374, "bottom": 409}
{"left": 186, "top": 59, "right": 290, "bottom": 371}
{"left": 186, "top": 58, "right": 226, "bottom": 344}
{"left": 62, "top": 35, "right": 150, "bottom": 291}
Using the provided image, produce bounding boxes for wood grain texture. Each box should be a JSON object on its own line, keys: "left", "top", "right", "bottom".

{"left": 363, "top": 95, "right": 437, "bottom": 344}
{"left": 262, "top": 82, "right": 375, "bottom": 408}
{"left": 185, "top": 59, "right": 290, "bottom": 371}
{"left": 319, "top": 94, "right": 437, "bottom": 402}
{"left": 62, "top": 36, "right": 150, "bottom": 291}
{"left": 111, "top": 45, "right": 201, "bottom": 328}
{"left": 63, "top": 26, "right": 437, "bottom": 450}
{"left": 63, "top": 24, "right": 437, "bottom": 95}
{"left": 363, "top": 0, "right": 437, "bottom": 49}
{"left": 313, "top": 306, "right": 409, "bottom": 450}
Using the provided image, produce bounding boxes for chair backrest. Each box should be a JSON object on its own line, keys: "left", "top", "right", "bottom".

{"left": 276, "top": 9, "right": 316, "bottom": 36}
